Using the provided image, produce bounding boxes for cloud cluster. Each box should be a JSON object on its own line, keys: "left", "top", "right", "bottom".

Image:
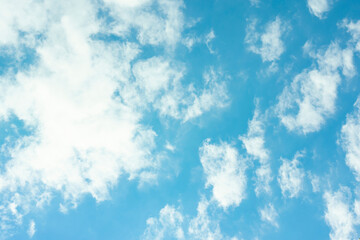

{"left": 276, "top": 41, "right": 355, "bottom": 134}
{"left": 143, "top": 198, "right": 238, "bottom": 240}
{"left": 276, "top": 20, "right": 360, "bottom": 134}
{"left": 0, "top": 0, "right": 229, "bottom": 236}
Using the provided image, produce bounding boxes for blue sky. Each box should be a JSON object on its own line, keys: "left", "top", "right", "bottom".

{"left": 1, "top": 0, "right": 360, "bottom": 239}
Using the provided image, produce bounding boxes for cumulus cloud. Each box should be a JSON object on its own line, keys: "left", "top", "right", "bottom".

{"left": 340, "top": 97, "right": 360, "bottom": 181}
{"left": 245, "top": 17, "right": 287, "bottom": 62}
{"left": 199, "top": 139, "right": 247, "bottom": 209}
{"left": 142, "top": 205, "right": 184, "bottom": 240}
{"left": 259, "top": 203, "right": 279, "bottom": 228}
{"left": 324, "top": 187, "right": 357, "bottom": 240}
{"left": 239, "top": 107, "right": 272, "bottom": 196}
{"left": 277, "top": 153, "right": 305, "bottom": 198}
{"left": 276, "top": 41, "right": 355, "bottom": 134}
{"left": 0, "top": 0, "right": 229, "bottom": 236}
{"left": 307, "top": 0, "right": 331, "bottom": 19}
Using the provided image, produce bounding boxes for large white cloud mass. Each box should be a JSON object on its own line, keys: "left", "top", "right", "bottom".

{"left": 0, "top": 0, "right": 229, "bottom": 236}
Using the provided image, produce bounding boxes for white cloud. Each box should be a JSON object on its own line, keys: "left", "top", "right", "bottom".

{"left": 277, "top": 153, "right": 305, "bottom": 198}
{"left": 0, "top": 0, "right": 47, "bottom": 46}
{"left": 239, "top": 107, "right": 272, "bottom": 196}
{"left": 344, "top": 19, "right": 360, "bottom": 54}
{"left": 188, "top": 198, "right": 224, "bottom": 240}
{"left": 340, "top": 97, "right": 360, "bottom": 181}
{"left": 308, "top": 173, "right": 321, "bottom": 193}
{"left": 165, "top": 142, "right": 176, "bottom": 152}
{"left": 324, "top": 187, "right": 357, "bottom": 240}
{"left": 205, "top": 30, "right": 216, "bottom": 54}
{"left": 182, "top": 68, "right": 229, "bottom": 122}
{"left": 0, "top": 0, "right": 229, "bottom": 236}
{"left": 132, "top": 56, "right": 184, "bottom": 104}
{"left": 104, "top": 0, "right": 185, "bottom": 47}
{"left": 183, "top": 29, "right": 216, "bottom": 54}
{"left": 143, "top": 198, "right": 238, "bottom": 240}
{"left": 307, "top": 0, "right": 331, "bottom": 19}
{"left": 249, "top": 0, "right": 260, "bottom": 7}
{"left": 27, "top": 220, "right": 35, "bottom": 238}
{"left": 132, "top": 59, "right": 228, "bottom": 121}
{"left": 245, "top": 17, "right": 286, "bottom": 62}
{"left": 199, "top": 139, "right": 247, "bottom": 209}
{"left": 276, "top": 42, "right": 355, "bottom": 134}
{"left": 259, "top": 203, "right": 279, "bottom": 228}
{"left": 142, "top": 205, "right": 184, "bottom": 240}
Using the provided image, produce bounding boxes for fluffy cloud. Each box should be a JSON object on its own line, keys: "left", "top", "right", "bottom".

{"left": 277, "top": 153, "right": 305, "bottom": 198}
{"left": 276, "top": 41, "right": 355, "bottom": 134}
{"left": 259, "top": 203, "right": 279, "bottom": 228}
{"left": 239, "top": 108, "right": 272, "bottom": 195}
{"left": 0, "top": 0, "right": 229, "bottom": 236}
{"left": 340, "top": 97, "right": 360, "bottom": 181}
{"left": 324, "top": 188, "right": 357, "bottom": 240}
{"left": 245, "top": 17, "right": 286, "bottom": 62}
{"left": 307, "top": 0, "right": 331, "bottom": 19}
{"left": 199, "top": 139, "right": 247, "bottom": 209}
{"left": 142, "top": 205, "right": 184, "bottom": 240}
{"left": 0, "top": 3, "right": 158, "bottom": 233}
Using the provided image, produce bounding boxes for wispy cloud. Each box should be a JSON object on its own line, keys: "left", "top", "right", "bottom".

{"left": 239, "top": 107, "right": 272, "bottom": 196}
{"left": 277, "top": 153, "right": 305, "bottom": 198}
{"left": 142, "top": 205, "right": 185, "bottom": 240}
{"left": 259, "top": 203, "right": 279, "bottom": 228}
{"left": 27, "top": 220, "right": 36, "bottom": 238}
